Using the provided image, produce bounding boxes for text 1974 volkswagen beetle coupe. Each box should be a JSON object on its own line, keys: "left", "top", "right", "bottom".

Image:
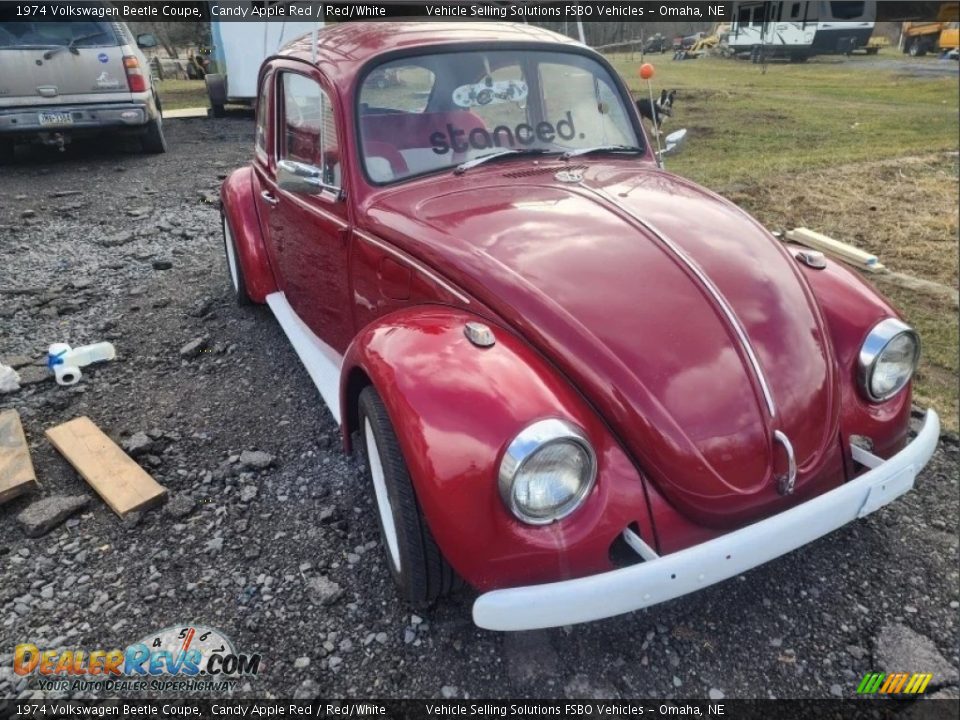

{"left": 220, "top": 23, "right": 939, "bottom": 631}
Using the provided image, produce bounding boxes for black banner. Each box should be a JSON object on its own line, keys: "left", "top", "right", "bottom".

{"left": 2, "top": 699, "right": 960, "bottom": 720}
{"left": 1, "top": 1, "right": 735, "bottom": 23}
{"left": 0, "top": 1, "right": 953, "bottom": 23}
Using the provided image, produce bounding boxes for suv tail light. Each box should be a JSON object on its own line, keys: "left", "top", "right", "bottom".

{"left": 123, "top": 56, "right": 147, "bottom": 93}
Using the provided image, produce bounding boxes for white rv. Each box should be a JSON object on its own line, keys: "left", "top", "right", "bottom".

{"left": 205, "top": 2, "right": 319, "bottom": 116}
{"left": 727, "top": 1, "right": 876, "bottom": 61}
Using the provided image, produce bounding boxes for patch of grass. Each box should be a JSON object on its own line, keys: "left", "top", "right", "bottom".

{"left": 157, "top": 79, "right": 208, "bottom": 111}
{"left": 608, "top": 55, "right": 959, "bottom": 189}
{"left": 608, "top": 54, "right": 959, "bottom": 430}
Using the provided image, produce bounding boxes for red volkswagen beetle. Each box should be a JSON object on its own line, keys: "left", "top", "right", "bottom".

{"left": 220, "top": 23, "right": 939, "bottom": 631}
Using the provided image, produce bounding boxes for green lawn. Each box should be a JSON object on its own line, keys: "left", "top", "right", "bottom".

{"left": 608, "top": 53, "right": 959, "bottom": 188}
{"left": 157, "top": 79, "right": 208, "bottom": 111}
{"left": 608, "top": 52, "right": 960, "bottom": 430}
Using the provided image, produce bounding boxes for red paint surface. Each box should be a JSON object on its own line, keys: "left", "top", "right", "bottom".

{"left": 222, "top": 22, "right": 916, "bottom": 588}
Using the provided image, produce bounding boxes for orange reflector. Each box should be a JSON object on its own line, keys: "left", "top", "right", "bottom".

{"left": 123, "top": 56, "right": 140, "bottom": 69}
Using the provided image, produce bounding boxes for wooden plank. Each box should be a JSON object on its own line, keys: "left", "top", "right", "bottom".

{"left": 0, "top": 410, "right": 38, "bottom": 504}
{"left": 786, "top": 227, "right": 886, "bottom": 273}
{"left": 45, "top": 417, "right": 166, "bottom": 517}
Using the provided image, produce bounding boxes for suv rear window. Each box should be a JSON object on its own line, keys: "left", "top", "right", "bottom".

{"left": 0, "top": 20, "right": 119, "bottom": 49}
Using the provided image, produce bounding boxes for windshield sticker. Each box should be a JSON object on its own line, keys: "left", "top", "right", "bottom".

{"left": 453, "top": 78, "right": 528, "bottom": 109}
{"left": 430, "top": 111, "right": 579, "bottom": 154}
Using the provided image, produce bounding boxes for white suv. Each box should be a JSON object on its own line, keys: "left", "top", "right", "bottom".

{"left": 0, "top": 13, "right": 166, "bottom": 161}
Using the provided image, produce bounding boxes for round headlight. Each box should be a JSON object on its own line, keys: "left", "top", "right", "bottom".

{"left": 858, "top": 318, "right": 920, "bottom": 402}
{"left": 498, "top": 419, "right": 597, "bottom": 525}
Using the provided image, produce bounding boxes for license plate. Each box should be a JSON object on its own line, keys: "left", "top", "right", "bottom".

{"left": 38, "top": 112, "right": 74, "bottom": 127}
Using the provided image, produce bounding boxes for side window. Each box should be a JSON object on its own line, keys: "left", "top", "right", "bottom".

{"left": 359, "top": 64, "right": 436, "bottom": 114}
{"left": 280, "top": 72, "right": 340, "bottom": 188}
{"left": 255, "top": 75, "right": 270, "bottom": 159}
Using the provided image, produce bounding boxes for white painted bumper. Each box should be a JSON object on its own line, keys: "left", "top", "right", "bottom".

{"left": 473, "top": 410, "right": 940, "bottom": 631}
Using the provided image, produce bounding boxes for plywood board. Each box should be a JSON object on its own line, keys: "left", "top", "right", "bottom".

{"left": 786, "top": 227, "right": 886, "bottom": 273}
{"left": 0, "top": 410, "right": 38, "bottom": 504}
{"left": 45, "top": 417, "right": 166, "bottom": 517}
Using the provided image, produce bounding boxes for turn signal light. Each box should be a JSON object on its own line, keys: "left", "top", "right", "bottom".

{"left": 123, "top": 55, "right": 147, "bottom": 93}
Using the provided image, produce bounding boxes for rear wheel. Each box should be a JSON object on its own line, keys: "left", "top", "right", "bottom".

{"left": 357, "top": 386, "right": 460, "bottom": 607}
{"left": 141, "top": 116, "right": 167, "bottom": 154}
{"left": 908, "top": 39, "right": 927, "bottom": 57}
{"left": 222, "top": 214, "right": 252, "bottom": 305}
{"left": 0, "top": 140, "right": 13, "bottom": 165}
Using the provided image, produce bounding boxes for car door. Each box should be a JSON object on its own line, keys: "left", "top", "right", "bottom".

{"left": 260, "top": 69, "right": 354, "bottom": 353}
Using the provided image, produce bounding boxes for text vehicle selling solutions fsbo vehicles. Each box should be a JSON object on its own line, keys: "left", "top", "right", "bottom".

{"left": 219, "top": 22, "right": 938, "bottom": 631}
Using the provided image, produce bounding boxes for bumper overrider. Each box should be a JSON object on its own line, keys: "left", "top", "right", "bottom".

{"left": 473, "top": 410, "right": 940, "bottom": 631}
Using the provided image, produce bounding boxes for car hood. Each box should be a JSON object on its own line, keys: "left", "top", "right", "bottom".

{"left": 363, "top": 164, "right": 843, "bottom": 526}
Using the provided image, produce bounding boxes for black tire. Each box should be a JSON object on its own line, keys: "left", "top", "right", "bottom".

{"left": 141, "top": 116, "right": 167, "bottom": 154}
{"left": 0, "top": 140, "right": 14, "bottom": 165}
{"left": 210, "top": 103, "right": 226, "bottom": 118}
{"left": 357, "top": 386, "right": 461, "bottom": 607}
{"left": 909, "top": 39, "right": 927, "bottom": 57}
{"left": 222, "top": 214, "right": 252, "bottom": 306}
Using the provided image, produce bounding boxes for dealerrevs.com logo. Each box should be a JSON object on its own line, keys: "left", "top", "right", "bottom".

{"left": 14, "top": 624, "right": 261, "bottom": 693}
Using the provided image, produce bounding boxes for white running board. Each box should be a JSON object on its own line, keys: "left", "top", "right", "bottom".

{"left": 265, "top": 292, "right": 343, "bottom": 425}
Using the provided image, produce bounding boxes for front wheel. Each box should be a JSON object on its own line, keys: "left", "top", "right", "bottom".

{"left": 358, "top": 386, "right": 461, "bottom": 607}
{"left": 222, "top": 214, "right": 251, "bottom": 305}
{"left": 141, "top": 117, "right": 167, "bottom": 154}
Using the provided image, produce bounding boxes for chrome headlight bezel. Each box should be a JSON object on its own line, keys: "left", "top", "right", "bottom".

{"left": 498, "top": 418, "right": 597, "bottom": 525}
{"left": 857, "top": 318, "right": 920, "bottom": 402}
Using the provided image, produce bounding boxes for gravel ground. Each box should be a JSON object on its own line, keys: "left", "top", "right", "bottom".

{"left": 0, "top": 118, "right": 958, "bottom": 702}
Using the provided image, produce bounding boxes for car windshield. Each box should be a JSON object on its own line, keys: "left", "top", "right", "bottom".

{"left": 357, "top": 48, "right": 641, "bottom": 184}
{"left": 0, "top": 20, "right": 118, "bottom": 49}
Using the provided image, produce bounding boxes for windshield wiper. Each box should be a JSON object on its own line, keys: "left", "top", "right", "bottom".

{"left": 454, "top": 148, "right": 552, "bottom": 174}
{"left": 561, "top": 145, "right": 644, "bottom": 160}
{"left": 43, "top": 30, "right": 109, "bottom": 59}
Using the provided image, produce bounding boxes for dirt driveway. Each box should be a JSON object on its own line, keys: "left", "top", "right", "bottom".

{"left": 1, "top": 118, "right": 958, "bottom": 701}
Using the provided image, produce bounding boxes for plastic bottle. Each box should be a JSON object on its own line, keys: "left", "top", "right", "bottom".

{"left": 47, "top": 342, "right": 116, "bottom": 386}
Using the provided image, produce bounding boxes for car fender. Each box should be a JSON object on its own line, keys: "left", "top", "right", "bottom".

{"left": 793, "top": 249, "right": 912, "bottom": 461}
{"left": 340, "top": 306, "right": 657, "bottom": 591}
{"left": 220, "top": 166, "right": 277, "bottom": 303}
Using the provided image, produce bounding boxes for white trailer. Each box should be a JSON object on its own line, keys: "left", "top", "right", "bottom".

{"left": 728, "top": 1, "right": 876, "bottom": 62}
{"left": 205, "top": 2, "right": 319, "bottom": 116}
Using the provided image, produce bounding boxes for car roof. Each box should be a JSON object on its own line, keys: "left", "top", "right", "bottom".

{"left": 277, "top": 21, "right": 582, "bottom": 83}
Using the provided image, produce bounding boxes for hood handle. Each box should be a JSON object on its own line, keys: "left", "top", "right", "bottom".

{"left": 774, "top": 431, "right": 797, "bottom": 495}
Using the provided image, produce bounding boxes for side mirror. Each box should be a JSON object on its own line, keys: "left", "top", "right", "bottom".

{"left": 277, "top": 159, "right": 323, "bottom": 194}
{"left": 661, "top": 128, "right": 688, "bottom": 157}
{"left": 136, "top": 33, "right": 158, "bottom": 49}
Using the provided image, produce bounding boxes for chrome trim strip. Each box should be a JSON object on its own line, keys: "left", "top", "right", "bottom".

{"left": 354, "top": 230, "right": 471, "bottom": 305}
{"left": 591, "top": 187, "right": 777, "bottom": 418}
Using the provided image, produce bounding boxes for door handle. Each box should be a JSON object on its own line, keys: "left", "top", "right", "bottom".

{"left": 261, "top": 190, "right": 278, "bottom": 206}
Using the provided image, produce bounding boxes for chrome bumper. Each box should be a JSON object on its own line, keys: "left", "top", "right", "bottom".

{"left": 0, "top": 103, "right": 149, "bottom": 134}
{"left": 473, "top": 410, "right": 940, "bottom": 631}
